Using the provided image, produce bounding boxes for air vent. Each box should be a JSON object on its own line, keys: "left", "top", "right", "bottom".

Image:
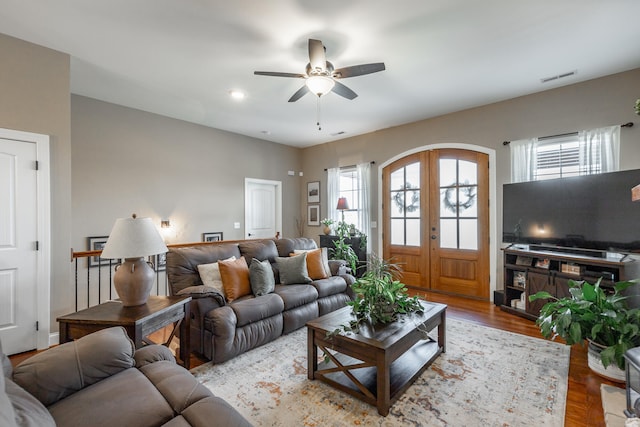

{"left": 540, "top": 70, "right": 577, "bottom": 84}
{"left": 331, "top": 131, "right": 346, "bottom": 136}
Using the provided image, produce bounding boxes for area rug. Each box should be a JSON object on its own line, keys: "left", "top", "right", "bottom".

{"left": 192, "top": 318, "right": 569, "bottom": 426}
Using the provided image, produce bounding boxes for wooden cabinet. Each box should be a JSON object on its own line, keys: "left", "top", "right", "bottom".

{"left": 502, "top": 247, "right": 640, "bottom": 320}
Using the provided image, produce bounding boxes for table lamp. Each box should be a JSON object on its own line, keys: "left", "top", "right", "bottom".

{"left": 336, "top": 197, "right": 349, "bottom": 222}
{"left": 101, "top": 214, "right": 168, "bottom": 306}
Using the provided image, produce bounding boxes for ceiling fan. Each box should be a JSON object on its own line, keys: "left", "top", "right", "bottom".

{"left": 254, "top": 38, "right": 385, "bottom": 102}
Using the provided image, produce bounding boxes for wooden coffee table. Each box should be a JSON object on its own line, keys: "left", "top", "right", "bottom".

{"left": 306, "top": 300, "right": 446, "bottom": 416}
{"left": 57, "top": 295, "right": 191, "bottom": 369}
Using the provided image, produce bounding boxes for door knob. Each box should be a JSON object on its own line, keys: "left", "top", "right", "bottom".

{"left": 431, "top": 235, "right": 437, "bottom": 240}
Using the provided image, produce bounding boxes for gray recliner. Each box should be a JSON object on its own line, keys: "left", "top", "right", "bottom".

{"left": 0, "top": 327, "right": 252, "bottom": 427}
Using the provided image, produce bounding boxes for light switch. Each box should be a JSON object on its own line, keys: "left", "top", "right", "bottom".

{"left": 371, "top": 221, "right": 377, "bottom": 228}
{"left": 234, "top": 222, "right": 240, "bottom": 229}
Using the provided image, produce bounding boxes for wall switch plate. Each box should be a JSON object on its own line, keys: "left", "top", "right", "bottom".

{"left": 288, "top": 170, "right": 295, "bottom": 176}
{"left": 371, "top": 221, "right": 377, "bottom": 228}
{"left": 234, "top": 222, "right": 240, "bottom": 229}
{"left": 299, "top": 171, "right": 303, "bottom": 176}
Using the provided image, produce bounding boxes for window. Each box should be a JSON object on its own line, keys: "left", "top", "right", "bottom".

{"left": 534, "top": 134, "right": 582, "bottom": 180}
{"left": 338, "top": 167, "right": 361, "bottom": 229}
{"left": 510, "top": 125, "right": 620, "bottom": 183}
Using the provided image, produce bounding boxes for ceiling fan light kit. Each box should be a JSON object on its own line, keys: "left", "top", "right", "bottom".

{"left": 306, "top": 75, "right": 335, "bottom": 97}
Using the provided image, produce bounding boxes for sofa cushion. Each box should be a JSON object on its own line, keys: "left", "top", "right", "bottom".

{"left": 47, "top": 367, "right": 174, "bottom": 427}
{"left": 249, "top": 258, "right": 275, "bottom": 296}
{"left": 218, "top": 257, "right": 251, "bottom": 302}
{"left": 238, "top": 239, "right": 278, "bottom": 264}
{"left": 178, "top": 396, "right": 253, "bottom": 427}
{"left": 274, "top": 237, "right": 317, "bottom": 257}
{"left": 274, "top": 284, "right": 318, "bottom": 310}
{"left": 4, "top": 377, "right": 55, "bottom": 427}
{"left": 0, "top": 371, "right": 16, "bottom": 427}
{"left": 310, "top": 276, "right": 348, "bottom": 298}
{"left": 230, "top": 294, "right": 284, "bottom": 327}
{"left": 196, "top": 256, "right": 236, "bottom": 294}
{"left": 276, "top": 253, "right": 311, "bottom": 285}
{"left": 13, "top": 327, "right": 135, "bottom": 407}
{"left": 293, "top": 248, "right": 331, "bottom": 280}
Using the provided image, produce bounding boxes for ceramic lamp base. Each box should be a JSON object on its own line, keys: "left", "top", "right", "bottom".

{"left": 114, "top": 257, "right": 154, "bottom": 307}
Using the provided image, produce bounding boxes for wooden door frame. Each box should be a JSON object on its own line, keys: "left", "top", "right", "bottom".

{"left": 0, "top": 127, "right": 51, "bottom": 350}
{"left": 378, "top": 143, "right": 497, "bottom": 301}
{"left": 244, "top": 178, "right": 282, "bottom": 239}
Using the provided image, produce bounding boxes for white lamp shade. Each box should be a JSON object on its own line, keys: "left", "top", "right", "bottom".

{"left": 101, "top": 216, "right": 167, "bottom": 259}
{"left": 306, "top": 75, "right": 335, "bottom": 96}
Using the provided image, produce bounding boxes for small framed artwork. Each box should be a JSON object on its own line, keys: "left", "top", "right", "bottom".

{"left": 202, "top": 232, "right": 223, "bottom": 242}
{"left": 307, "top": 181, "right": 320, "bottom": 203}
{"left": 308, "top": 205, "right": 320, "bottom": 226}
{"left": 154, "top": 252, "right": 167, "bottom": 271}
{"left": 87, "top": 236, "right": 110, "bottom": 267}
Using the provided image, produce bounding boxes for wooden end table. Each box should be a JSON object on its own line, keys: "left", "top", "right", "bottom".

{"left": 57, "top": 295, "right": 191, "bottom": 369}
{"left": 306, "top": 300, "right": 446, "bottom": 416}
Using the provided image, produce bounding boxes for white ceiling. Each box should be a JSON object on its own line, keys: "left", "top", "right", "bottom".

{"left": 2, "top": 1, "right": 640, "bottom": 147}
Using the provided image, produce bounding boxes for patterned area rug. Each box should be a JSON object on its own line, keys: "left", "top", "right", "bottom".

{"left": 192, "top": 318, "right": 569, "bottom": 426}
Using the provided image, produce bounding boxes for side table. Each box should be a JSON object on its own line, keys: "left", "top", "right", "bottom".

{"left": 57, "top": 295, "right": 191, "bottom": 369}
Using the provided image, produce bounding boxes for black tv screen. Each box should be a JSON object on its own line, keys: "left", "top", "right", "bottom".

{"left": 502, "top": 169, "right": 640, "bottom": 254}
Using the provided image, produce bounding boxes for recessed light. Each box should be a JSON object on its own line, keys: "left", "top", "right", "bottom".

{"left": 229, "top": 90, "right": 246, "bottom": 100}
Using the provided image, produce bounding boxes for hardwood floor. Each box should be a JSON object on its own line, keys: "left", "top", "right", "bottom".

{"left": 9, "top": 291, "right": 619, "bottom": 426}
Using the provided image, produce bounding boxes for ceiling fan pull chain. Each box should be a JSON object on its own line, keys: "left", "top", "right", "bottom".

{"left": 317, "top": 96, "right": 322, "bottom": 131}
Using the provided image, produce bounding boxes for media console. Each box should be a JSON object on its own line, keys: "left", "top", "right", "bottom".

{"left": 501, "top": 246, "right": 640, "bottom": 320}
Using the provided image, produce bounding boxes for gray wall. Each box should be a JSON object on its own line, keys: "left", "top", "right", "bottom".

{"left": 0, "top": 33, "right": 72, "bottom": 334}
{"left": 300, "top": 68, "right": 640, "bottom": 291}
{"left": 71, "top": 95, "right": 303, "bottom": 249}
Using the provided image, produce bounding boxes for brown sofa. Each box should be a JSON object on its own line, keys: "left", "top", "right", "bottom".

{"left": 1, "top": 327, "right": 252, "bottom": 427}
{"left": 167, "top": 237, "right": 355, "bottom": 363}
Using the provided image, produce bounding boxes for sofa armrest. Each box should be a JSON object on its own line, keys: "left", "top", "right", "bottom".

{"left": 328, "top": 259, "right": 347, "bottom": 276}
{"left": 134, "top": 344, "right": 176, "bottom": 368}
{"left": 12, "top": 327, "right": 135, "bottom": 407}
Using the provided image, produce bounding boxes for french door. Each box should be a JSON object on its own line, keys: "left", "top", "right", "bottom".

{"left": 382, "top": 149, "right": 489, "bottom": 299}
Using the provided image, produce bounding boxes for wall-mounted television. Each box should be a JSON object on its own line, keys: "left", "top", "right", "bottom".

{"left": 502, "top": 169, "right": 640, "bottom": 254}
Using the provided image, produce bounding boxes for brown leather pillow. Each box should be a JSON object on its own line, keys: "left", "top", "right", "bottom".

{"left": 218, "top": 257, "right": 251, "bottom": 302}
{"left": 292, "top": 248, "right": 329, "bottom": 280}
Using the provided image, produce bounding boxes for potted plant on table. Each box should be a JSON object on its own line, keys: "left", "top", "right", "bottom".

{"left": 530, "top": 278, "right": 640, "bottom": 381}
{"left": 329, "top": 254, "right": 424, "bottom": 337}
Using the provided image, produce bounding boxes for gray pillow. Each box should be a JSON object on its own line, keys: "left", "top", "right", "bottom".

{"left": 249, "top": 258, "right": 275, "bottom": 296}
{"left": 275, "top": 253, "right": 311, "bottom": 285}
{"left": 3, "top": 378, "right": 55, "bottom": 427}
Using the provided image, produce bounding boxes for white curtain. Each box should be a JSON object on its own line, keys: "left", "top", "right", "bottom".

{"left": 578, "top": 125, "right": 620, "bottom": 174}
{"left": 356, "top": 162, "right": 372, "bottom": 254}
{"left": 326, "top": 167, "right": 340, "bottom": 225}
{"left": 510, "top": 138, "right": 537, "bottom": 183}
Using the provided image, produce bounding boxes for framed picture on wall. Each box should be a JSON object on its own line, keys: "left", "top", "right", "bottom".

{"left": 154, "top": 252, "right": 167, "bottom": 271}
{"left": 308, "top": 205, "right": 320, "bottom": 226}
{"left": 87, "top": 236, "right": 110, "bottom": 267}
{"left": 202, "top": 232, "right": 223, "bottom": 242}
{"left": 307, "top": 181, "right": 320, "bottom": 203}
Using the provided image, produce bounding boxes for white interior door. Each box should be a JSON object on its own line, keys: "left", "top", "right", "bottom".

{"left": 0, "top": 138, "right": 38, "bottom": 354}
{"left": 245, "top": 178, "right": 282, "bottom": 239}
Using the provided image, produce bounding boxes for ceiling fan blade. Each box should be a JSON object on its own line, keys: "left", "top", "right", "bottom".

{"left": 331, "top": 81, "right": 358, "bottom": 100}
{"left": 332, "top": 63, "right": 386, "bottom": 79}
{"left": 308, "top": 39, "right": 326, "bottom": 73}
{"left": 288, "top": 85, "right": 310, "bottom": 102}
{"left": 254, "top": 71, "right": 306, "bottom": 78}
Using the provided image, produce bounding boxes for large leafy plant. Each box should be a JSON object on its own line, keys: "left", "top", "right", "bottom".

{"left": 329, "top": 255, "right": 424, "bottom": 337}
{"left": 530, "top": 278, "right": 640, "bottom": 370}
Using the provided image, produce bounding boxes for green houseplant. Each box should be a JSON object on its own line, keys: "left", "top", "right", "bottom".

{"left": 530, "top": 278, "right": 640, "bottom": 372}
{"left": 329, "top": 254, "right": 424, "bottom": 337}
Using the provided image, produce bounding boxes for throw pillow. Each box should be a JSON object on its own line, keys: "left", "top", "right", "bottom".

{"left": 293, "top": 248, "right": 331, "bottom": 280}
{"left": 176, "top": 285, "right": 220, "bottom": 296}
{"left": 218, "top": 256, "right": 251, "bottom": 302}
{"left": 276, "top": 253, "right": 312, "bottom": 285}
{"left": 196, "top": 256, "right": 236, "bottom": 294}
{"left": 249, "top": 258, "right": 275, "bottom": 296}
